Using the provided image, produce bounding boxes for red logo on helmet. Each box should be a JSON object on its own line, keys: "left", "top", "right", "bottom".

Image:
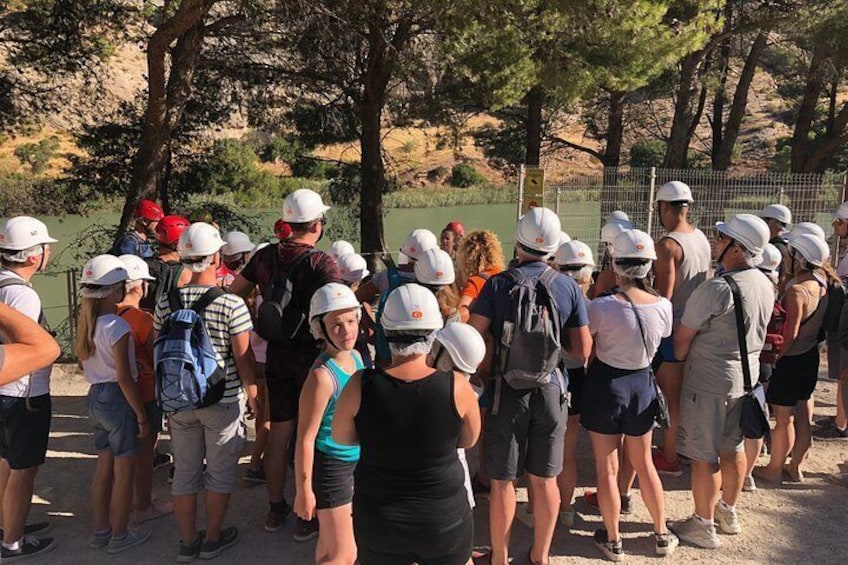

{"left": 535, "top": 237, "right": 544, "bottom": 244}
{"left": 578, "top": 252, "right": 585, "bottom": 257}
{"left": 435, "top": 271, "right": 443, "bottom": 278}
{"left": 86, "top": 270, "right": 93, "bottom": 276}
{"left": 636, "top": 243, "right": 645, "bottom": 250}
{"left": 411, "top": 310, "right": 423, "bottom": 319}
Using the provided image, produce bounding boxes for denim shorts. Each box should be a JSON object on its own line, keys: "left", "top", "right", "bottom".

{"left": 87, "top": 383, "right": 139, "bottom": 458}
{"left": 580, "top": 360, "right": 657, "bottom": 437}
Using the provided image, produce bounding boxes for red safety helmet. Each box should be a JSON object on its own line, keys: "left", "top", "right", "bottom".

{"left": 274, "top": 218, "right": 292, "bottom": 240}
{"left": 135, "top": 199, "right": 164, "bottom": 222}
{"left": 156, "top": 215, "right": 191, "bottom": 247}
{"left": 444, "top": 221, "right": 465, "bottom": 238}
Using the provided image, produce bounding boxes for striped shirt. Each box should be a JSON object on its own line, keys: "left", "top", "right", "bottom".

{"left": 153, "top": 285, "right": 253, "bottom": 402}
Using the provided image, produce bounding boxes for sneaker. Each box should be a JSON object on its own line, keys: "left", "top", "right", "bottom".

{"left": 714, "top": 502, "right": 741, "bottom": 535}
{"left": 0, "top": 522, "right": 52, "bottom": 539}
{"left": 652, "top": 450, "right": 683, "bottom": 478}
{"left": 198, "top": 526, "right": 239, "bottom": 560}
{"left": 293, "top": 518, "right": 319, "bottom": 542}
{"left": 655, "top": 531, "right": 679, "bottom": 556}
{"left": 88, "top": 529, "right": 112, "bottom": 549}
{"left": 742, "top": 474, "right": 757, "bottom": 493}
{"left": 593, "top": 529, "right": 624, "bottom": 562}
{"left": 585, "top": 491, "right": 632, "bottom": 515}
{"left": 0, "top": 537, "right": 56, "bottom": 561}
{"left": 264, "top": 501, "right": 292, "bottom": 533}
{"left": 135, "top": 501, "right": 174, "bottom": 523}
{"left": 559, "top": 509, "right": 576, "bottom": 527}
{"left": 669, "top": 515, "right": 721, "bottom": 549}
{"left": 106, "top": 528, "right": 151, "bottom": 554}
{"left": 177, "top": 534, "right": 203, "bottom": 563}
{"left": 243, "top": 466, "right": 266, "bottom": 483}
{"left": 153, "top": 452, "right": 171, "bottom": 470}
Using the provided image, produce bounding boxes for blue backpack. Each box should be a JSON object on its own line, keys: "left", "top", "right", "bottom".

{"left": 154, "top": 287, "right": 227, "bottom": 413}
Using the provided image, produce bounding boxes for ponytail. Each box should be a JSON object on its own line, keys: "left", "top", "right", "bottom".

{"left": 74, "top": 296, "right": 99, "bottom": 361}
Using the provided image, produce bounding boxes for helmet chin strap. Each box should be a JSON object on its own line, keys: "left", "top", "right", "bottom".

{"left": 319, "top": 316, "right": 342, "bottom": 352}
{"left": 716, "top": 238, "right": 735, "bottom": 266}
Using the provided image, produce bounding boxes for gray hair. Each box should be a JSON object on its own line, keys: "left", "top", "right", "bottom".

{"left": 563, "top": 266, "right": 594, "bottom": 285}
{"left": 0, "top": 244, "right": 44, "bottom": 264}
{"left": 386, "top": 330, "right": 435, "bottom": 358}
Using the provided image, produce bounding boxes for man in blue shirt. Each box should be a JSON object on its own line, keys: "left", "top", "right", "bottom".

{"left": 113, "top": 199, "right": 163, "bottom": 259}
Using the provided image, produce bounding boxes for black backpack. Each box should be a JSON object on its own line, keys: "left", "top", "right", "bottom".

{"left": 822, "top": 280, "right": 847, "bottom": 334}
{"left": 141, "top": 258, "right": 185, "bottom": 312}
{"left": 255, "top": 248, "right": 318, "bottom": 342}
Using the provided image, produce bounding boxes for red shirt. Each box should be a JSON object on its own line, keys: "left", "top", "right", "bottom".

{"left": 117, "top": 306, "right": 155, "bottom": 403}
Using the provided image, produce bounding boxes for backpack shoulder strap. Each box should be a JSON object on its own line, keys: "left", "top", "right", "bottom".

{"left": 504, "top": 267, "right": 523, "bottom": 285}
{"left": 0, "top": 278, "right": 27, "bottom": 290}
{"left": 268, "top": 248, "right": 318, "bottom": 300}
{"left": 538, "top": 266, "right": 562, "bottom": 329}
{"left": 167, "top": 286, "right": 185, "bottom": 314}
{"left": 192, "top": 287, "right": 226, "bottom": 315}
{"left": 723, "top": 274, "right": 753, "bottom": 393}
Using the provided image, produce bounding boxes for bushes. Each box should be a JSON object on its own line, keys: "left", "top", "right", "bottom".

{"left": 629, "top": 140, "right": 666, "bottom": 168}
{"left": 13, "top": 137, "right": 61, "bottom": 174}
{"left": 450, "top": 163, "right": 486, "bottom": 187}
{"left": 0, "top": 175, "right": 86, "bottom": 216}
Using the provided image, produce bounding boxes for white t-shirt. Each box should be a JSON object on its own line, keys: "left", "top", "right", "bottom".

{"left": 589, "top": 294, "right": 673, "bottom": 371}
{"left": 81, "top": 315, "right": 138, "bottom": 385}
{"left": 0, "top": 269, "right": 52, "bottom": 397}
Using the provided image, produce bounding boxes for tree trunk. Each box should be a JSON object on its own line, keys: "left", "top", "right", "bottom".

{"left": 711, "top": 40, "right": 730, "bottom": 166}
{"left": 525, "top": 84, "right": 544, "bottom": 166}
{"left": 664, "top": 51, "right": 706, "bottom": 169}
{"left": 802, "top": 102, "right": 848, "bottom": 173}
{"left": 359, "top": 93, "right": 388, "bottom": 269}
{"left": 713, "top": 33, "right": 767, "bottom": 171}
{"left": 602, "top": 91, "right": 625, "bottom": 168}
{"left": 791, "top": 43, "right": 828, "bottom": 173}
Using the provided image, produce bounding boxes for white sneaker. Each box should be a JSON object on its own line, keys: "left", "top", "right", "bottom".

{"left": 715, "top": 503, "right": 741, "bottom": 535}
{"left": 655, "top": 531, "right": 679, "bottom": 556}
{"left": 742, "top": 475, "right": 757, "bottom": 492}
{"left": 669, "top": 515, "right": 721, "bottom": 549}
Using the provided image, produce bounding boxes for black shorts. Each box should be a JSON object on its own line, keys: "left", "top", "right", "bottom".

{"left": 566, "top": 366, "right": 585, "bottom": 416}
{"left": 580, "top": 360, "right": 657, "bottom": 437}
{"left": 145, "top": 400, "right": 163, "bottom": 436}
{"left": 0, "top": 394, "right": 51, "bottom": 470}
{"left": 353, "top": 508, "right": 472, "bottom": 565}
{"left": 314, "top": 450, "right": 356, "bottom": 509}
{"left": 758, "top": 363, "right": 773, "bottom": 384}
{"left": 766, "top": 347, "right": 819, "bottom": 407}
{"left": 266, "top": 343, "right": 320, "bottom": 423}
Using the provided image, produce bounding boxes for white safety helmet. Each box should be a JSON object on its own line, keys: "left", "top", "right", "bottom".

{"left": 558, "top": 231, "right": 571, "bottom": 245}
{"left": 0, "top": 216, "right": 57, "bottom": 250}
{"left": 414, "top": 248, "right": 456, "bottom": 286}
{"left": 757, "top": 243, "right": 782, "bottom": 273}
{"left": 309, "top": 283, "right": 361, "bottom": 322}
{"left": 716, "top": 214, "right": 770, "bottom": 256}
{"left": 787, "top": 221, "right": 826, "bottom": 243}
{"left": 514, "top": 207, "right": 561, "bottom": 255}
{"left": 381, "top": 283, "right": 443, "bottom": 332}
{"left": 760, "top": 204, "right": 792, "bottom": 226}
{"left": 338, "top": 253, "right": 370, "bottom": 284}
{"left": 118, "top": 254, "right": 155, "bottom": 281}
{"left": 605, "top": 210, "right": 631, "bottom": 225}
{"left": 655, "top": 180, "right": 693, "bottom": 204}
{"left": 221, "top": 231, "right": 254, "bottom": 256}
{"left": 328, "top": 240, "right": 356, "bottom": 261}
{"left": 555, "top": 240, "right": 596, "bottom": 267}
{"left": 400, "top": 229, "right": 438, "bottom": 261}
{"left": 433, "top": 322, "right": 486, "bottom": 374}
{"left": 80, "top": 254, "right": 129, "bottom": 286}
{"left": 178, "top": 222, "right": 226, "bottom": 258}
{"left": 788, "top": 233, "right": 830, "bottom": 267}
{"left": 600, "top": 221, "right": 632, "bottom": 245}
{"left": 611, "top": 229, "right": 657, "bottom": 261}
{"left": 833, "top": 202, "right": 848, "bottom": 222}
{"left": 283, "top": 189, "right": 331, "bottom": 223}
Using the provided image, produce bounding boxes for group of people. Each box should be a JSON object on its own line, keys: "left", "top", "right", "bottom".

{"left": 1, "top": 182, "right": 848, "bottom": 564}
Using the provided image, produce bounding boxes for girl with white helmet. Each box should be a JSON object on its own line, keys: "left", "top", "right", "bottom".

{"left": 332, "top": 284, "right": 480, "bottom": 565}
{"left": 755, "top": 233, "right": 835, "bottom": 485}
{"left": 580, "top": 230, "right": 677, "bottom": 561}
{"left": 553, "top": 240, "right": 595, "bottom": 526}
{"left": 593, "top": 216, "right": 634, "bottom": 297}
{"left": 414, "top": 247, "right": 460, "bottom": 322}
{"left": 116, "top": 255, "right": 173, "bottom": 523}
{"left": 294, "top": 283, "right": 365, "bottom": 565}
{"left": 217, "top": 231, "right": 255, "bottom": 287}
{"left": 75, "top": 255, "right": 151, "bottom": 553}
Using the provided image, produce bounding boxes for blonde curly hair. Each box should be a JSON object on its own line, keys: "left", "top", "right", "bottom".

{"left": 457, "top": 230, "right": 506, "bottom": 286}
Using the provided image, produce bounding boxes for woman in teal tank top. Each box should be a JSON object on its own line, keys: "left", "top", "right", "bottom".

{"left": 295, "top": 283, "right": 368, "bottom": 565}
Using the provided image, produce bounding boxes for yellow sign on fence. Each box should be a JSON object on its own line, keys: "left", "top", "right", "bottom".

{"left": 522, "top": 168, "right": 545, "bottom": 214}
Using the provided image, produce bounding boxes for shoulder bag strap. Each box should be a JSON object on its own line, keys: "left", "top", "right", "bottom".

{"left": 192, "top": 286, "right": 226, "bottom": 315}
{"left": 723, "top": 275, "right": 753, "bottom": 393}
{"left": 617, "top": 291, "right": 651, "bottom": 360}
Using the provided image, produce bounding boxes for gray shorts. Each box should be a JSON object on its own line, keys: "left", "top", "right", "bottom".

{"left": 483, "top": 381, "right": 566, "bottom": 480}
{"left": 677, "top": 387, "right": 744, "bottom": 464}
{"left": 88, "top": 383, "right": 139, "bottom": 458}
{"left": 169, "top": 401, "right": 246, "bottom": 496}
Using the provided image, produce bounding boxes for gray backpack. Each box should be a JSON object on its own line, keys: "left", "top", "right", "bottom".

{"left": 493, "top": 267, "right": 562, "bottom": 412}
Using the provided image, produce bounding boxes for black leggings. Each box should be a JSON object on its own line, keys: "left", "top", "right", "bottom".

{"left": 354, "top": 509, "right": 473, "bottom": 565}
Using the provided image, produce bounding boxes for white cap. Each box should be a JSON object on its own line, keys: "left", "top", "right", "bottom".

{"left": 118, "top": 254, "right": 155, "bottom": 281}
{"left": 558, "top": 232, "right": 571, "bottom": 245}
{"left": 178, "top": 222, "right": 226, "bottom": 258}
{"left": 400, "top": 229, "right": 438, "bottom": 261}
{"left": 605, "top": 210, "right": 630, "bottom": 224}
{"left": 555, "top": 240, "right": 596, "bottom": 267}
{"left": 283, "top": 189, "right": 331, "bottom": 223}
{"left": 834, "top": 202, "right": 848, "bottom": 221}
{"left": 600, "top": 221, "right": 632, "bottom": 244}
{"left": 338, "top": 253, "right": 370, "bottom": 284}
{"left": 514, "top": 207, "right": 561, "bottom": 255}
{"left": 414, "top": 248, "right": 456, "bottom": 286}
{"left": 655, "top": 180, "right": 693, "bottom": 203}
{"left": 716, "top": 214, "right": 770, "bottom": 256}
{"left": 611, "top": 229, "right": 657, "bottom": 261}
{"left": 80, "top": 254, "right": 129, "bottom": 286}
{"left": 757, "top": 243, "right": 782, "bottom": 273}
{"left": 222, "top": 231, "right": 254, "bottom": 255}
{"left": 787, "top": 221, "right": 826, "bottom": 242}
{"left": 0, "top": 216, "right": 58, "bottom": 250}
{"left": 309, "top": 283, "right": 361, "bottom": 321}
{"left": 433, "top": 322, "right": 486, "bottom": 374}
{"left": 329, "top": 240, "right": 356, "bottom": 261}
{"left": 760, "top": 204, "right": 792, "bottom": 226}
{"left": 381, "top": 283, "right": 443, "bottom": 331}
{"left": 788, "top": 233, "right": 830, "bottom": 267}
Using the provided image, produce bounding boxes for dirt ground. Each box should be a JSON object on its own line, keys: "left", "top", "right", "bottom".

{"left": 26, "top": 364, "right": 848, "bottom": 564}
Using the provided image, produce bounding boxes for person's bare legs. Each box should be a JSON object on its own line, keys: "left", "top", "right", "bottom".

{"left": 557, "top": 414, "right": 580, "bottom": 513}
{"left": 527, "top": 473, "right": 559, "bottom": 563}
{"left": 618, "top": 450, "right": 635, "bottom": 498}
{"left": 788, "top": 401, "right": 812, "bottom": 481}
{"left": 690, "top": 460, "right": 720, "bottom": 521}
{"left": 755, "top": 405, "right": 794, "bottom": 482}
{"left": 489, "top": 479, "right": 516, "bottom": 565}
{"left": 173, "top": 494, "right": 199, "bottom": 544}
{"left": 134, "top": 432, "right": 156, "bottom": 510}
{"left": 719, "top": 450, "right": 745, "bottom": 507}
{"left": 1, "top": 466, "right": 39, "bottom": 544}
{"left": 315, "top": 505, "right": 356, "bottom": 565}
{"left": 204, "top": 492, "right": 230, "bottom": 543}
{"left": 656, "top": 362, "right": 683, "bottom": 464}
{"left": 265, "top": 420, "right": 295, "bottom": 507}
{"left": 744, "top": 438, "right": 763, "bottom": 478}
{"left": 92, "top": 450, "right": 115, "bottom": 533}
{"left": 249, "top": 377, "right": 270, "bottom": 472}
{"left": 624, "top": 433, "right": 668, "bottom": 533}
{"left": 837, "top": 379, "right": 847, "bottom": 430}
{"left": 111, "top": 455, "right": 137, "bottom": 537}
{"left": 589, "top": 432, "right": 621, "bottom": 541}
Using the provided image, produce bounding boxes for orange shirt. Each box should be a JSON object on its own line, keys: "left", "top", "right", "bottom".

{"left": 461, "top": 268, "right": 502, "bottom": 301}
{"left": 117, "top": 305, "right": 155, "bottom": 403}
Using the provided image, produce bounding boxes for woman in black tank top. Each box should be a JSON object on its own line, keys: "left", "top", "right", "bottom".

{"left": 332, "top": 284, "right": 480, "bottom": 565}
